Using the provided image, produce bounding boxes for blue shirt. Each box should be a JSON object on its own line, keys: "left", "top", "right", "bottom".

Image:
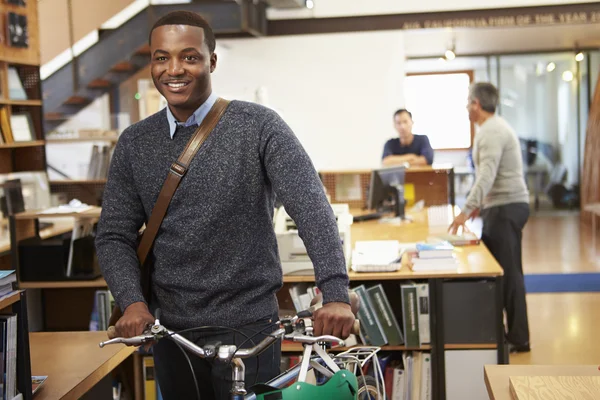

{"left": 165, "top": 92, "right": 218, "bottom": 139}
{"left": 382, "top": 135, "right": 434, "bottom": 165}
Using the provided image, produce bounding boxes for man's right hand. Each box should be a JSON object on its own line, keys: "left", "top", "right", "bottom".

{"left": 113, "top": 302, "right": 155, "bottom": 339}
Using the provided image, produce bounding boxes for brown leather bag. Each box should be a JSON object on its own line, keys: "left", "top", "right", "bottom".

{"left": 107, "top": 97, "right": 230, "bottom": 327}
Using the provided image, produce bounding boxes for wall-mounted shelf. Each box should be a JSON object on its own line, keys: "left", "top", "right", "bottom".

{"left": 0, "top": 141, "right": 45, "bottom": 149}
{"left": 18, "top": 277, "right": 107, "bottom": 290}
{"left": 0, "top": 99, "right": 42, "bottom": 106}
{"left": 46, "top": 137, "right": 118, "bottom": 144}
{"left": 0, "top": 290, "right": 24, "bottom": 310}
{"left": 444, "top": 344, "right": 498, "bottom": 350}
{"left": 49, "top": 179, "right": 107, "bottom": 185}
{"left": 282, "top": 343, "right": 432, "bottom": 352}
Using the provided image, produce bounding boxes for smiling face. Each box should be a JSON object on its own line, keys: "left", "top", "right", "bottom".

{"left": 150, "top": 24, "right": 216, "bottom": 121}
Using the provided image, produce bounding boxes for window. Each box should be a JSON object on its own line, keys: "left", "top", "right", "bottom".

{"left": 404, "top": 71, "right": 474, "bottom": 150}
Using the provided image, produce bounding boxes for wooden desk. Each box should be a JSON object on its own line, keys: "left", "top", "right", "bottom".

{"left": 285, "top": 207, "right": 503, "bottom": 283}
{"left": 30, "top": 331, "right": 135, "bottom": 400}
{"left": 484, "top": 364, "right": 600, "bottom": 400}
{"left": 284, "top": 206, "right": 506, "bottom": 400}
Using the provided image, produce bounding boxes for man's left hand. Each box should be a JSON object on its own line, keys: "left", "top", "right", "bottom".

{"left": 312, "top": 302, "right": 355, "bottom": 340}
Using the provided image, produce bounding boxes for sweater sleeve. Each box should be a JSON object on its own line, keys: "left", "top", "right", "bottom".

{"left": 259, "top": 109, "right": 350, "bottom": 306}
{"left": 419, "top": 136, "right": 434, "bottom": 165}
{"left": 463, "top": 129, "right": 504, "bottom": 216}
{"left": 95, "top": 132, "right": 148, "bottom": 311}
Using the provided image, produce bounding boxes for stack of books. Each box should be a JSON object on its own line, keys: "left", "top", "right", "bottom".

{"left": 408, "top": 242, "right": 458, "bottom": 271}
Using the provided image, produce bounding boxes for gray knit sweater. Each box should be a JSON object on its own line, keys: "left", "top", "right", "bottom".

{"left": 95, "top": 100, "right": 350, "bottom": 330}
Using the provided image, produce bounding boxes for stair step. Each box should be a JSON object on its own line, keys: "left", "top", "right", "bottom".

{"left": 136, "top": 44, "right": 151, "bottom": 56}
{"left": 64, "top": 96, "right": 90, "bottom": 105}
{"left": 88, "top": 79, "right": 112, "bottom": 89}
{"left": 45, "top": 113, "right": 69, "bottom": 121}
{"left": 111, "top": 62, "right": 135, "bottom": 72}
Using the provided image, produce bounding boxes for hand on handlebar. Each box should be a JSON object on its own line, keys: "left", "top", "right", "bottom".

{"left": 312, "top": 302, "right": 356, "bottom": 340}
{"left": 111, "top": 302, "right": 155, "bottom": 346}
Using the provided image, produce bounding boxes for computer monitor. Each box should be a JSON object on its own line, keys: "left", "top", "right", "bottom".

{"left": 366, "top": 165, "right": 406, "bottom": 218}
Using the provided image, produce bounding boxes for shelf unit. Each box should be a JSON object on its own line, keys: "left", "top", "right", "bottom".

{"left": 9, "top": 208, "right": 104, "bottom": 331}
{"left": 280, "top": 273, "right": 505, "bottom": 400}
{"left": 0, "top": 0, "right": 46, "bottom": 278}
{"left": 0, "top": 290, "right": 33, "bottom": 400}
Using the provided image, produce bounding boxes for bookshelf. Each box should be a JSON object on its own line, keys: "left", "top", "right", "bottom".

{"left": 0, "top": 290, "right": 33, "bottom": 400}
{"left": 0, "top": 0, "right": 46, "bottom": 172}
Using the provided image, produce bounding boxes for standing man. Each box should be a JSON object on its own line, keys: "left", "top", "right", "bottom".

{"left": 449, "top": 82, "right": 531, "bottom": 353}
{"left": 95, "top": 10, "right": 355, "bottom": 399}
{"left": 382, "top": 109, "right": 434, "bottom": 166}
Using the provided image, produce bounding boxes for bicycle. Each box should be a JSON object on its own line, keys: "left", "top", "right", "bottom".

{"left": 99, "top": 304, "right": 385, "bottom": 399}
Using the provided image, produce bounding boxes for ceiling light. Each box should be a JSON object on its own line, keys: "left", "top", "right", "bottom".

{"left": 535, "top": 63, "right": 545, "bottom": 76}
{"left": 546, "top": 62, "right": 556, "bottom": 72}
{"left": 305, "top": 0, "right": 314, "bottom": 9}
{"left": 562, "top": 70, "right": 574, "bottom": 82}
{"left": 444, "top": 49, "right": 456, "bottom": 61}
{"left": 575, "top": 52, "right": 584, "bottom": 62}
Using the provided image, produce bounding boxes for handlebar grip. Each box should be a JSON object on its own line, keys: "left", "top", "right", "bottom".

{"left": 352, "top": 319, "right": 361, "bottom": 336}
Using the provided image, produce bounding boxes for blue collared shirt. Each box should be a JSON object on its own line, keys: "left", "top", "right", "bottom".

{"left": 165, "top": 92, "right": 218, "bottom": 139}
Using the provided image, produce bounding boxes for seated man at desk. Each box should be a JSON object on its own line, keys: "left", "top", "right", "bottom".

{"left": 382, "top": 109, "right": 434, "bottom": 167}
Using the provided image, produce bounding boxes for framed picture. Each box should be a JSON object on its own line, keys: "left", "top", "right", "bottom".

{"left": 10, "top": 113, "right": 34, "bottom": 142}
{"left": 7, "top": 12, "right": 28, "bottom": 48}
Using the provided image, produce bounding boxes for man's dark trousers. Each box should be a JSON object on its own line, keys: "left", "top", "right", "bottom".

{"left": 153, "top": 313, "right": 281, "bottom": 400}
{"left": 480, "top": 202, "right": 530, "bottom": 347}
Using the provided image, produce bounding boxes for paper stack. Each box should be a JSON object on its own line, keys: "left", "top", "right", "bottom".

{"left": 409, "top": 242, "right": 459, "bottom": 271}
{"left": 351, "top": 240, "right": 403, "bottom": 272}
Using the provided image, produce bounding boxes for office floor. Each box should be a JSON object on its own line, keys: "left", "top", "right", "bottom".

{"left": 508, "top": 209, "right": 600, "bottom": 365}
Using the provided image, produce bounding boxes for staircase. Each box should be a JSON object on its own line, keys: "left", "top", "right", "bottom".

{"left": 42, "top": 0, "right": 267, "bottom": 133}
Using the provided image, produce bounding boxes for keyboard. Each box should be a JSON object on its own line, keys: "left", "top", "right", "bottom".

{"left": 352, "top": 212, "right": 384, "bottom": 222}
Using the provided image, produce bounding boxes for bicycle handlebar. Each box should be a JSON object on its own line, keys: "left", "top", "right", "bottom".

{"left": 99, "top": 318, "right": 356, "bottom": 363}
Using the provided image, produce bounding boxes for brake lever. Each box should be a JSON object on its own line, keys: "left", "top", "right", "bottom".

{"left": 286, "top": 333, "right": 345, "bottom": 348}
{"left": 99, "top": 332, "right": 156, "bottom": 348}
{"left": 99, "top": 324, "right": 167, "bottom": 348}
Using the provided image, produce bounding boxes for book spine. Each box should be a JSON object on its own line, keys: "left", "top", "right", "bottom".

{"left": 416, "top": 283, "right": 430, "bottom": 345}
{"left": 401, "top": 285, "right": 420, "bottom": 348}
{"left": 352, "top": 285, "right": 388, "bottom": 346}
{"left": 367, "top": 284, "right": 404, "bottom": 345}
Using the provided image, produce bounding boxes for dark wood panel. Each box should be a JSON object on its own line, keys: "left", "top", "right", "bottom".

{"left": 43, "top": 288, "right": 97, "bottom": 331}
{"left": 13, "top": 146, "right": 46, "bottom": 172}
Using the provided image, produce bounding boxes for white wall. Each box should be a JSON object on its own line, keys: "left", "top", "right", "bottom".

{"left": 212, "top": 31, "right": 405, "bottom": 170}
{"left": 268, "top": 0, "right": 599, "bottom": 19}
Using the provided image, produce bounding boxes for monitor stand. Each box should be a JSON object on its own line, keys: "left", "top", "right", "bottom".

{"left": 379, "top": 186, "right": 412, "bottom": 224}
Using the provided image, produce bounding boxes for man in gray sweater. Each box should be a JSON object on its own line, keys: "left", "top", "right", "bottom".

{"left": 95, "top": 10, "right": 355, "bottom": 399}
{"left": 449, "top": 82, "right": 531, "bottom": 353}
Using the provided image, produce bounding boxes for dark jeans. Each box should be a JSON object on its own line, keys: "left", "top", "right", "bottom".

{"left": 153, "top": 314, "right": 281, "bottom": 400}
{"left": 480, "top": 202, "right": 530, "bottom": 346}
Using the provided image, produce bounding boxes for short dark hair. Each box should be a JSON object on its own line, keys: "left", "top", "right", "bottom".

{"left": 149, "top": 11, "right": 216, "bottom": 54}
{"left": 469, "top": 82, "right": 499, "bottom": 113}
{"left": 394, "top": 109, "right": 412, "bottom": 119}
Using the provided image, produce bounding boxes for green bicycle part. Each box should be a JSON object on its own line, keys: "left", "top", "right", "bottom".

{"left": 255, "top": 370, "right": 358, "bottom": 400}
